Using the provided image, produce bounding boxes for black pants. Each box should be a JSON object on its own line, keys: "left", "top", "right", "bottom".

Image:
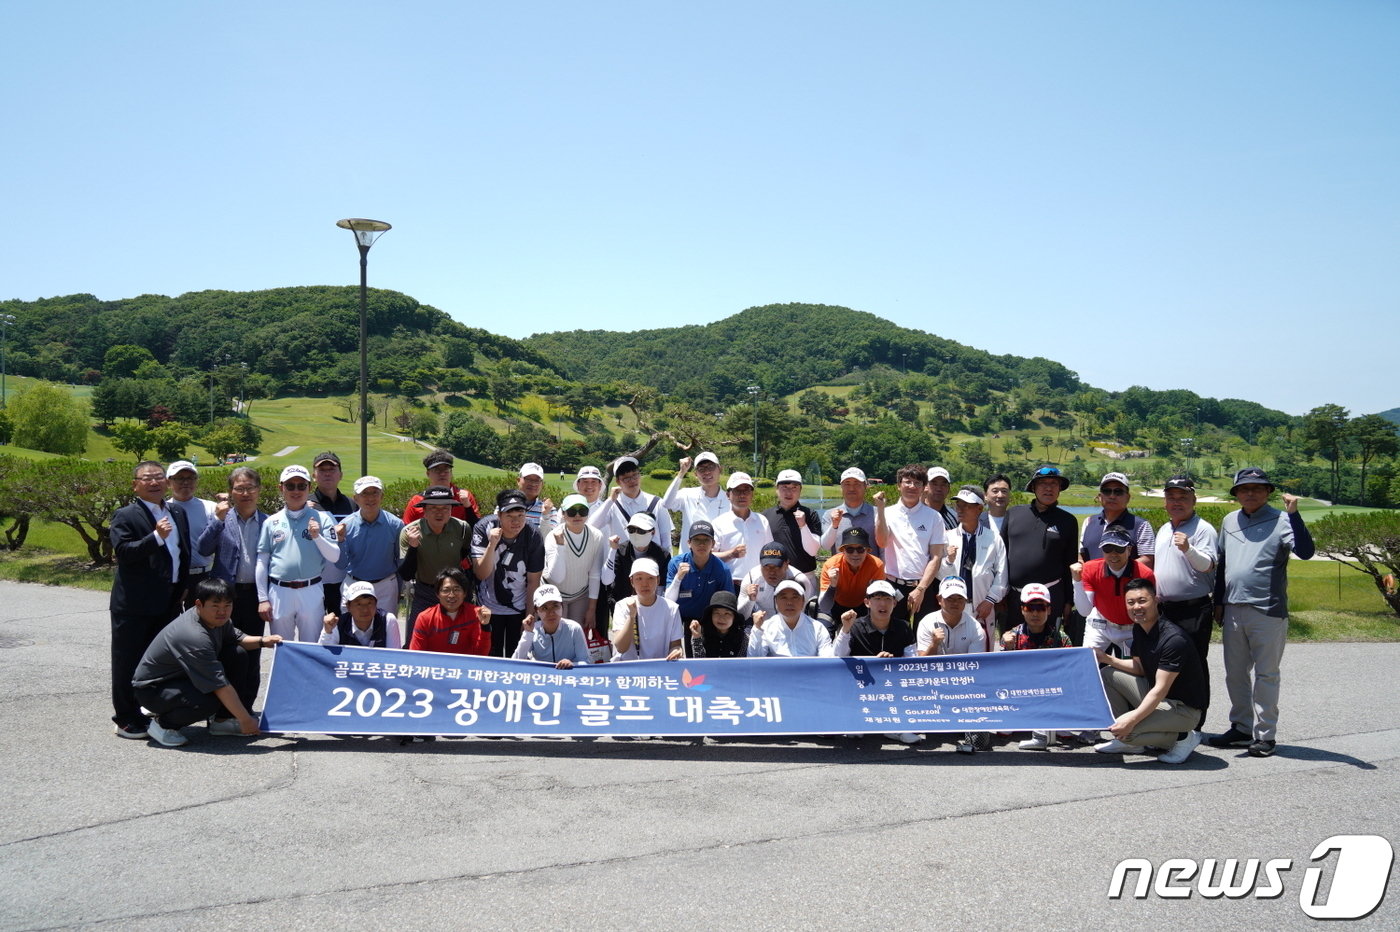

{"left": 488, "top": 612, "right": 525, "bottom": 658}
{"left": 111, "top": 605, "right": 178, "bottom": 730}
{"left": 1161, "top": 597, "right": 1213, "bottom": 729}
{"left": 322, "top": 581, "right": 343, "bottom": 615}
{"left": 232, "top": 582, "right": 265, "bottom": 703}
{"left": 134, "top": 643, "right": 254, "bottom": 729}
{"left": 404, "top": 581, "right": 440, "bottom": 649}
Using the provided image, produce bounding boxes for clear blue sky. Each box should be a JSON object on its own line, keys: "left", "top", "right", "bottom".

{"left": 3, "top": 1, "right": 1396, "bottom": 416}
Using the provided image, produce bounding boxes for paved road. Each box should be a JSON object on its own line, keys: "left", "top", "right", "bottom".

{"left": 1, "top": 581, "right": 1395, "bottom": 930}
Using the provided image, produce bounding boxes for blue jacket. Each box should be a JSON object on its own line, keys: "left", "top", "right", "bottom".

{"left": 197, "top": 509, "right": 268, "bottom": 584}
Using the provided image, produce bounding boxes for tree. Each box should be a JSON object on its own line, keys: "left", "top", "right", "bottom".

{"left": 200, "top": 423, "right": 244, "bottom": 464}
{"left": 150, "top": 422, "right": 193, "bottom": 462}
{"left": 24, "top": 458, "right": 133, "bottom": 564}
{"left": 0, "top": 410, "right": 10, "bottom": 446}
{"left": 9, "top": 382, "right": 88, "bottom": 455}
{"left": 440, "top": 412, "right": 503, "bottom": 466}
{"left": 1303, "top": 404, "right": 1350, "bottom": 503}
{"left": 110, "top": 422, "right": 153, "bottom": 461}
{"left": 102, "top": 344, "right": 157, "bottom": 379}
{"left": 1311, "top": 512, "right": 1400, "bottom": 618}
{"left": 1348, "top": 414, "right": 1400, "bottom": 505}
{"left": 410, "top": 411, "right": 439, "bottom": 442}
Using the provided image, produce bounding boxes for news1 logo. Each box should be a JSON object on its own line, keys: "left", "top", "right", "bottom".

{"left": 1108, "top": 835, "right": 1393, "bottom": 919}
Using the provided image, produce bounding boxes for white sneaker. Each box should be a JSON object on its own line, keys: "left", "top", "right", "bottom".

{"left": 1158, "top": 730, "right": 1202, "bottom": 764}
{"left": 1094, "top": 738, "right": 1145, "bottom": 754}
{"left": 207, "top": 717, "right": 243, "bottom": 736}
{"left": 146, "top": 718, "right": 188, "bottom": 748}
{"left": 1018, "top": 732, "right": 1050, "bottom": 751}
{"left": 886, "top": 732, "right": 923, "bottom": 745}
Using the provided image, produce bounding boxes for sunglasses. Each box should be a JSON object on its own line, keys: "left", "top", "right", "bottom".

{"left": 1034, "top": 467, "right": 1061, "bottom": 477}
{"left": 1023, "top": 604, "right": 1051, "bottom": 612}
{"left": 1100, "top": 487, "right": 1128, "bottom": 496}
{"left": 563, "top": 507, "right": 589, "bottom": 517}
{"left": 841, "top": 546, "right": 867, "bottom": 554}
{"left": 282, "top": 482, "right": 309, "bottom": 491}
{"left": 1101, "top": 544, "right": 1128, "bottom": 554}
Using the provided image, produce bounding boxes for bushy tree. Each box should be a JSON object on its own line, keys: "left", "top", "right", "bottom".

{"left": 9, "top": 382, "right": 87, "bottom": 454}
{"left": 151, "top": 422, "right": 193, "bottom": 462}
{"left": 440, "top": 412, "right": 502, "bottom": 466}
{"left": 110, "top": 422, "right": 152, "bottom": 460}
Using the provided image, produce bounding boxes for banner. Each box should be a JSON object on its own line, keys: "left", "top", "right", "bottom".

{"left": 261, "top": 642, "right": 1113, "bottom": 737}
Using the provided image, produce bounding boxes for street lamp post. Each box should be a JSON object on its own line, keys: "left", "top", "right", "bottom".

{"left": 336, "top": 218, "right": 392, "bottom": 477}
{"left": 0, "top": 312, "right": 15, "bottom": 409}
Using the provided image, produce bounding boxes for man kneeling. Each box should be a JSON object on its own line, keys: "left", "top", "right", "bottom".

{"left": 132, "top": 577, "right": 283, "bottom": 747}
{"left": 1093, "top": 578, "right": 1204, "bottom": 764}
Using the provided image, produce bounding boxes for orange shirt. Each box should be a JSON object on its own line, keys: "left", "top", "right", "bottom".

{"left": 819, "top": 552, "right": 886, "bottom": 607}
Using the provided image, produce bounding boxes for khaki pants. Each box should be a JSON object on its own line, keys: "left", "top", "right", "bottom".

{"left": 1101, "top": 667, "right": 1200, "bottom": 748}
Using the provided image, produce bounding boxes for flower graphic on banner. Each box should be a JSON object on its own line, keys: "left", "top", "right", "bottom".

{"left": 681, "top": 669, "right": 711, "bottom": 691}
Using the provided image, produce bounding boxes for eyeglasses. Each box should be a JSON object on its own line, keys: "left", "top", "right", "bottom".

{"left": 282, "top": 482, "right": 309, "bottom": 491}
{"left": 1100, "top": 487, "right": 1128, "bottom": 497}
{"left": 438, "top": 585, "right": 465, "bottom": 595}
{"left": 563, "top": 507, "right": 589, "bottom": 518}
{"left": 1101, "top": 544, "right": 1128, "bottom": 554}
{"left": 841, "top": 546, "right": 867, "bottom": 554}
{"left": 135, "top": 474, "right": 165, "bottom": 483}
{"left": 1023, "top": 604, "right": 1050, "bottom": 612}
{"left": 231, "top": 486, "right": 259, "bottom": 494}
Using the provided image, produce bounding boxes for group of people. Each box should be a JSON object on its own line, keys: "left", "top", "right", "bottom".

{"left": 110, "top": 450, "right": 1313, "bottom": 764}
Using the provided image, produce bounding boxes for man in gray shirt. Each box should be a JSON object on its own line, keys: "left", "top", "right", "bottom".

{"left": 133, "top": 577, "right": 283, "bottom": 747}
{"left": 1207, "top": 468, "right": 1314, "bottom": 758}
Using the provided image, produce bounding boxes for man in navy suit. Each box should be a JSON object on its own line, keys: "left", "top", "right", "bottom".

{"left": 196, "top": 465, "right": 268, "bottom": 704}
{"left": 110, "top": 460, "right": 190, "bottom": 739}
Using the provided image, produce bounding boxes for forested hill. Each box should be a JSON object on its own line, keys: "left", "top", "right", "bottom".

{"left": 525, "top": 302, "right": 1083, "bottom": 406}
{"left": 0, "top": 287, "right": 561, "bottom": 394}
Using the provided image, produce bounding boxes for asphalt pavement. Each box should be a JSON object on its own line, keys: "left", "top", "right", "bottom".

{"left": 1, "top": 580, "right": 1396, "bottom": 931}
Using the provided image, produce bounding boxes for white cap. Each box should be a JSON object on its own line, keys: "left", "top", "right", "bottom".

{"left": 533, "top": 584, "right": 563, "bottom": 607}
{"left": 774, "top": 579, "right": 806, "bottom": 599}
{"left": 519, "top": 462, "right": 544, "bottom": 479}
{"left": 775, "top": 469, "right": 803, "bottom": 485}
{"left": 865, "top": 579, "right": 898, "bottom": 599}
{"left": 939, "top": 576, "right": 969, "bottom": 599}
{"left": 695, "top": 451, "right": 720, "bottom": 467}
{"left": 626, "top": 512, "right": 657, "bottom": 532}
{"left": 280, "top": 465, "right": 311, "bottom": 483}
{"left": 726, "top": 472, "right": 755, "bottom": 490}
{"left": 166, "top": 460, "right": 198, "bottom": 478}
{"left": 629, "top": 558, "right": 660, "bottom": 578}
{"left": 573, "top": 466, "right": 602, "bottom": 491}
{"left": 927, "top": 466, "right": 950, "bottom": 482}
{"left": 353, "top": 475, "right": 383, "bottom": 494}
{"left": 954, "top": 486, "right": 985, "bottom": 506}
{"left": 343, "top": 580, "right": 377, "bottom": 603}
{"left": 840, "top": 467, "right": 867, "bottom": 484}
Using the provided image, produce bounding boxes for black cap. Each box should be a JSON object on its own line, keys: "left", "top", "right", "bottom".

{"left": 420, "top": 486, "right": 456, "bottom": 506}
{"left": 312, "top": 451, "right": 341, "bottom": 468}
{"left": 496, "top": 489, "right": 528, "bottom": 512}
{"left": 1230, "top": 467, "right": 1274, "bottom": 495}
{"left": 759, "top": 542, "right": 789, "bottom": 565}
{"left": 423, "top": 449, "right": 454, "bottom": 469}
{"left": 840, "top": 526, "right": 871, "bottom": 549}
{"left": 689, "top": 520, "right": 715, "bottom": 540}
{"left": 1164, "top": 474, "right": 1195, "bottom": 491}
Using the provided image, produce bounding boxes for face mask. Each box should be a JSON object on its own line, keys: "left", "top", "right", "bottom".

{"left": 628, "top": 532, "right": 652, "bottom": 550}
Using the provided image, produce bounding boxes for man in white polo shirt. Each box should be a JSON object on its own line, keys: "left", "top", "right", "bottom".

{"left": 874, "top": 464, "right": 946, "bottom": 623}
{"left": 711, "top": 471, "right": 773, "bottom": 591}
{"left": 590, "top": 456, "right": 673, "bottom": 555}
{"left": 662, "top": 451, "right": 727, "bottom": 543}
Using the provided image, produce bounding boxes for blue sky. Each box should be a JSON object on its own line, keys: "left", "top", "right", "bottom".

{"left": 3, "top": 1, "right": 1396, "bottom": 416}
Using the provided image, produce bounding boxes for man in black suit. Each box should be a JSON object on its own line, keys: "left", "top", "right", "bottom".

{"left": 110, "top": 460, "right": 190, "bottom": 739}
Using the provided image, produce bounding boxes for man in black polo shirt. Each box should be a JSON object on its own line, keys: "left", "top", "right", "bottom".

{"left": 765, "top": 469, "right": 822, "bottom": 589}
{"left": 1000, "top": 465, "right": 1079, "bottom": 638}
{"left": 1092, "top": 578, "right": 1205, "bottom": 764}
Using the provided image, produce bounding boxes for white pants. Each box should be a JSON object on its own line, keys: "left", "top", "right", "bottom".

{"left": 1083, "top": 615, "right": 1135, "bottom": 658}
{"left": 269, "top": 584, "right": 326, "bottom": 642}
{"left": 344, "top": 576, "right": 400, "bottom": 616}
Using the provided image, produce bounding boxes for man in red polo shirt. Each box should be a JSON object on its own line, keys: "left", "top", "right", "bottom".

{"left": 1072, "top": 525, "right": 1156, "bottom": 658}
